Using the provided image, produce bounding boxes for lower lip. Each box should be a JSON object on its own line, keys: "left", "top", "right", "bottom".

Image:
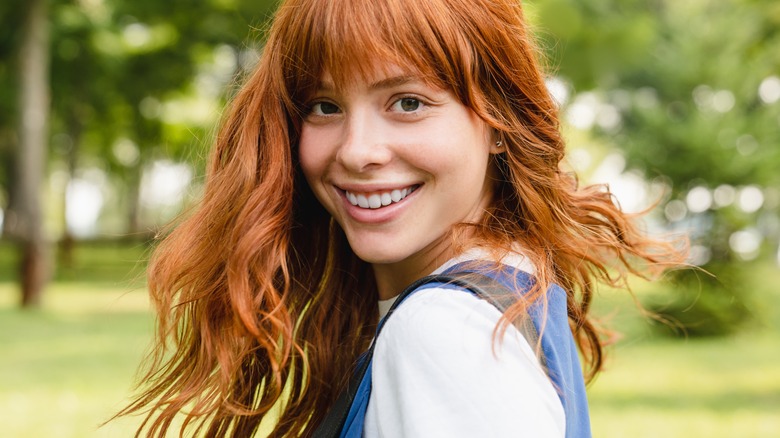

{"left": 340, "top": 187, "right": 420, "bottom": 224}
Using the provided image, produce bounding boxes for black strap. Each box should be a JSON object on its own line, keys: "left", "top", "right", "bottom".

{"left": 311, "top": 272, "right": 539, "bottom": 438}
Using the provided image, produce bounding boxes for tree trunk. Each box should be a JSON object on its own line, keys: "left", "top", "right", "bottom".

{"left": 15, "top": 0, "right": 50, "bottom": 307}
{"left": 126, "top": 163, "right": 142, "bottom": 237}
{"left": 58, "top": 115, "right": 82, "bottom": 270}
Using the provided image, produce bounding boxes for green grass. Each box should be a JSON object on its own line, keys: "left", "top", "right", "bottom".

{"left": 1, "top": 241, "right": 779, "bottom": 437}
{"left": 587, "top": 261, "right": 780, "bottom": 437}
{"left": 0, "top": 283, "right": 153, "bottom": 437}
{"left": 589, "top": 334, "right": 780, "bottom": 437}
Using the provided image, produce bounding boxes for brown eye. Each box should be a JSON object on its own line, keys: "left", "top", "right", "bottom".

{"left": 311, "top": 101, "right": 340, "bottom": 115}
{"left": 398, "top": 98, "right": 420, "bottom": 112}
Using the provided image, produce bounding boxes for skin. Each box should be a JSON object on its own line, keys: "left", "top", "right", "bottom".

{"left": 299, "top": 63, "right": 500, "bottom": 300}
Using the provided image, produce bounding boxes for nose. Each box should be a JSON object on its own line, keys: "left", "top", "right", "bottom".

{"left": 336, "top": 110, "right": 392, "bottom": 173}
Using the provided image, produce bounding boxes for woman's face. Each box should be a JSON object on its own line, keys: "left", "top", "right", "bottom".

{"left": 298, "top": 63, "right": 497, "bottom": 293}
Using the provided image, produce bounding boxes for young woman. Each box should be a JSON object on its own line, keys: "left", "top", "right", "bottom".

{"left": 119, "top": 0, "right": 684, "bottom": 436}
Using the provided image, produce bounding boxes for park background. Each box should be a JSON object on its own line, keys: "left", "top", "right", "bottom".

{"left": 1, "top": 0, "right": 779, "bottom": 436}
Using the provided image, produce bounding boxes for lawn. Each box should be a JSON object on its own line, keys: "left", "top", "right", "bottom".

{"left": 1, "top": 241, "right": 778, "bottom": 437}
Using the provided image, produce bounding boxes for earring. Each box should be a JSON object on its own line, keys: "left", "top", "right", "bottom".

{"left": 494, "top": 140, "right": 503, "bottom": 148}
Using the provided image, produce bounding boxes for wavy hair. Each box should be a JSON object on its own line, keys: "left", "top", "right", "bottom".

{"left": 118, "top": 0, "right": 685, "bottom": 436}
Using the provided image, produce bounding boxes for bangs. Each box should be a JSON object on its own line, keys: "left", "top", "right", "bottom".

{"left": 273, "top": 0, "right": 475, "bottom": 106}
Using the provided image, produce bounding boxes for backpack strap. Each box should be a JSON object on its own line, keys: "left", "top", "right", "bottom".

{"left": 312, "top": 271, "right": 539, "bottom": 438}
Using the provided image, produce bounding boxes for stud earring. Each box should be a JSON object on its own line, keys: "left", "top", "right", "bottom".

{"left": 494, "top": 140, "right": 503, "bottom": 148}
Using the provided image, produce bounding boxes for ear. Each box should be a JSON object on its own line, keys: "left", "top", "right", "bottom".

{"left": 490, "top": 134, "right": 505, "bottom": 154}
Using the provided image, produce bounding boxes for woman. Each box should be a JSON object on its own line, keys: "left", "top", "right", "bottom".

{"left": 119, "top": 0, "right": 684, "bottom": 436}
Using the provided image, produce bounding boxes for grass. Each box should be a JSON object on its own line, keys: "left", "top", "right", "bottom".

{"left": 0, "top": 283, "right": 152, "bottom": 437}
{"left": 1, "top": 241, "right": 779, "bottom": 437}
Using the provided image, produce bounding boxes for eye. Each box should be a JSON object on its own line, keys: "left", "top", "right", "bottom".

{"left": 310, "top": 101, "right": 341, "bottom": 116}
{"left": 392, "top": 97, "right": 422, "bottom": 112}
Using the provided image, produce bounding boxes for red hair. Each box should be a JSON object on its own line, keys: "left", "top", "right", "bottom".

{"left": 117, "top": 0, "right": 685, "bottom": 436}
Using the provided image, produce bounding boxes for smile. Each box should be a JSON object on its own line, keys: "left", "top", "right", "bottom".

{"left": 344, "top": 185, "right": 419, "bottom": 209}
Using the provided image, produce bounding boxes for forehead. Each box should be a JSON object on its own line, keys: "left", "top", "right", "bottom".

{"left": 314, "top": 58, "right": 444, "bottom": 93}
{"left": 315, "top": 62, "right": 440, "bottom": 93}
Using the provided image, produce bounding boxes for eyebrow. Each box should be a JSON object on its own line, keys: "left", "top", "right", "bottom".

{"left": 369, "top": 75, "right": 417, "bottom": 90}
{"left": 317, "top": 75, "right": 418, "bottom": 92}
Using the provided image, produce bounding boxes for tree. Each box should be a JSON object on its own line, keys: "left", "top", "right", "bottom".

{"left": 1, "top": 0, "right": 278, "bottom": 306}
{"left": 533, "top": 0, "right": 780, "bottom": 335}
{"left": 9, "top": 0, "right": 50, "bottom": 307}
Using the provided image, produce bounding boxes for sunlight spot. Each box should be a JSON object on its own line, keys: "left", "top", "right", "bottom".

{"left": 711, "top": 90, "right": 735, "bottom": 113}
{"left": 758, "top": 75, "right": 780, "bottom": 104}
{"left": 566, "top": 92, "right": 599, "bottom": 130}
{"left": 140, "top": 160, "right": 192, "bottom": 208}
{"left": 664, "top": 200, "right": 687, "bottom": 222}
{"left": 688, "top": 244, "right": 711, "bottom": 266}
{"left": 596, "top": 104, "right": 621, "bottom": 131}
{"left": 686, "top": 186, "right": 712, "bottom": 213}
{"left": 139, "top": 96, "right": 162, "bottom": 119}
{"left": 66, "top": 177, "right": 105, "bottom": 237}
{"left": 567, "top": 147, "right": 592, "bottom": 172}
{"left": 122, "top": 23, "right": 151, "bottom": 48}
{"left": 546, "top": 76, "right": 570, "bottom": 107}
{"left": 729, "top": 229, "right": 761, "bottom": 261}
{"left": 112, "top": 138, "right": 140, "bottom": 167}
{"left": 692, "top": 84, "right": 713, "bottom": 109}
{"left": 713, "top": 184, "right": 736, "bottom": 207}
{"left": 738, "top": 186, "right": 764, "bottom": 213}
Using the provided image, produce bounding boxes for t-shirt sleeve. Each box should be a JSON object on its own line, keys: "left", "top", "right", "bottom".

{"left": 363, "top": 287, "right": 566, "bottom": 437}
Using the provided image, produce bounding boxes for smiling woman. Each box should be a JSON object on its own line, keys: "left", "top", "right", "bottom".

{"left": 299, "top": 67, "right": 497, "bottom": 296}
{"left": 114, "top": 0, "right": 686, "bottom": 437}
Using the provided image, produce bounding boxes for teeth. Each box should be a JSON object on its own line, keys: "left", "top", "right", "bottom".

{"left": 380, "top": 193, "right": 392, "bottom": 206}
{"left": 346, "top": 186, "right": 417, "bottom": 209}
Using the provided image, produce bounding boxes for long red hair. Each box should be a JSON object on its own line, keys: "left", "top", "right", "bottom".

{"left": 118, "top": 0, "right": 685, "bottom": 436}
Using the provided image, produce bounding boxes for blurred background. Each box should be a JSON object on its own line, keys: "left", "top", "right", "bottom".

{"left": 1, "top": 0, "right": 778, "bottom": 436}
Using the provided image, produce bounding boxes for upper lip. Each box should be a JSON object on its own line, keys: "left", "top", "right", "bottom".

{"left": 336, "top": 182, "right": 421, "bottom": 194}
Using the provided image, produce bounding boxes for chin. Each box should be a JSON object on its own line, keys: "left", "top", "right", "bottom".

{"left": 350, "top": 246, "right": 409, "bottom": 265}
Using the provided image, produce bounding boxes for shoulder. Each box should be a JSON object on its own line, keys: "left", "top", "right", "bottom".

{"left": 378, "top": 285, "right": 530, "bottom": 358}
{"left": 376, "top": 285, "right": 545, "bottom": 375}
{"left": 366, "top": 285, "right": 565, "bottom": 437}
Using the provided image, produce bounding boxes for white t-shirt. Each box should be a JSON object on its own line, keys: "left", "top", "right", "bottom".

{"left": 363, "top": 250, "right": 565, "bottom": 437}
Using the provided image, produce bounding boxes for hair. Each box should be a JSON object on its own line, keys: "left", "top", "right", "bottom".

{"left": 117, "top": 0, "right": 685, "bottom": 436}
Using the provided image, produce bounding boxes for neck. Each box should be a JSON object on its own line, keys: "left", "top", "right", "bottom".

{"left": 371, "top": 235, "right": 457, "bottom": 300}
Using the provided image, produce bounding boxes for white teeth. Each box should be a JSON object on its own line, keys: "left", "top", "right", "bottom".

{"left": 380, "top": 193, "right": 392, "bottom": 206}
{"left": 345, "top": 186, "right": 417, "bottom": 209}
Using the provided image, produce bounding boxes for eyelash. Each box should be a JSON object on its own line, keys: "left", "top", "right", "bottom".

{"left": 307, "top": 101, "right": 341, "bottom": 116}
{"left": 305, "top": 94, "right": 431, "bottom": 119}
{"left": 390, "top": 95, "right": 427, "bottom": 114}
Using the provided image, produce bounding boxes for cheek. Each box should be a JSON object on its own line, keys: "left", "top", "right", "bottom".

{"left": 297, "top": 129, "right": 326, "bottom": 182}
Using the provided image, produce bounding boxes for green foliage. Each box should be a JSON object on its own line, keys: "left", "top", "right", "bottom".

{"left": 535, "top": 0, "right": 780, "bottom": 188}
{"left": 647, "top": 264, "right": 754, "bottom": 337}
{"left": 1, "top": 0, "right": 280, "bottom": 238}
{"left": 533, "top": 0, "right": 780, "bottom": 337}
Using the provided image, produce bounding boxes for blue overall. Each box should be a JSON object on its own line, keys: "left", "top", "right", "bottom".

{"left": 339, "top": 263, "right": 592, "bottom": 438}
